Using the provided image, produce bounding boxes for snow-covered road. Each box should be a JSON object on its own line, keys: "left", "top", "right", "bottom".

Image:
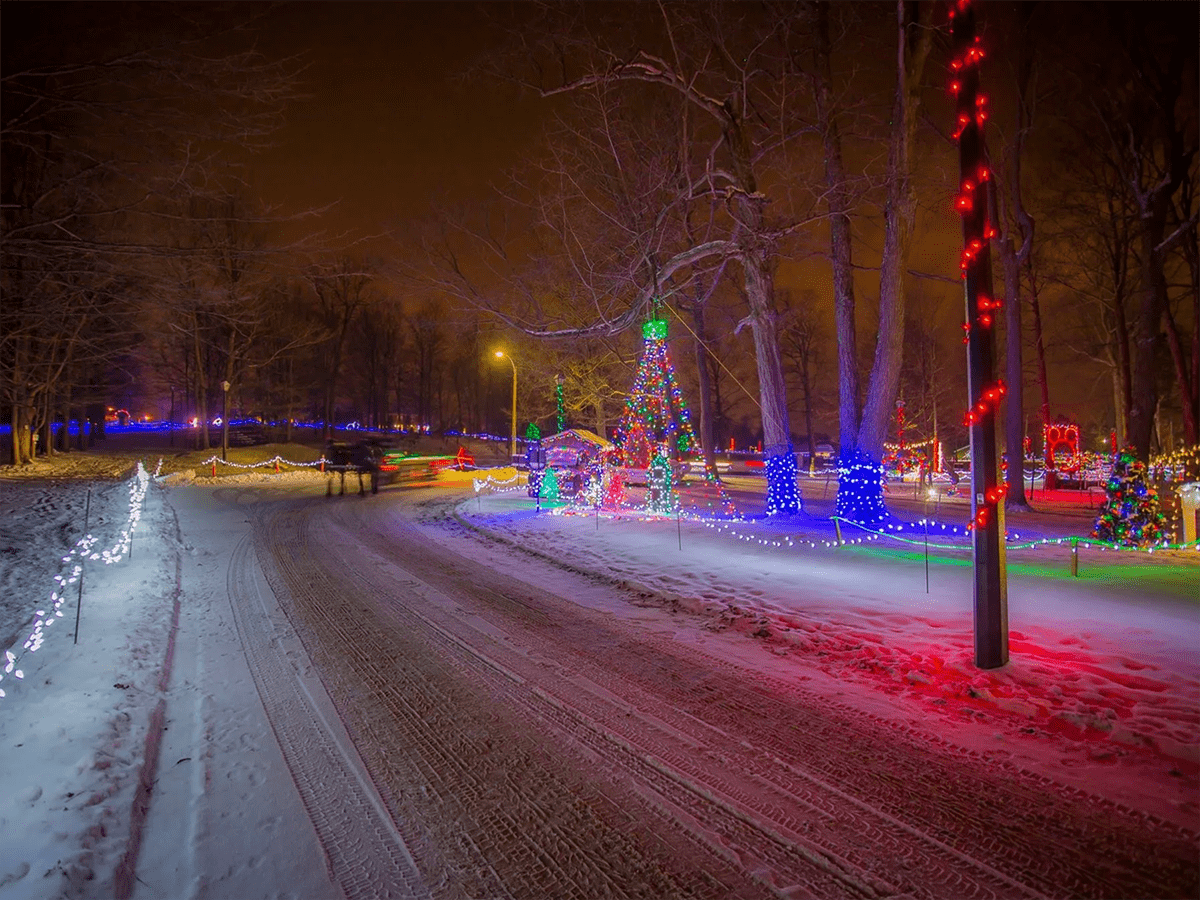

{"left": 2, "top": 467, "right": 1197, "bottom": 899}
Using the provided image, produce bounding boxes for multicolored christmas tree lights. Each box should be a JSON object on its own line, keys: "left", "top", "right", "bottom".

{"left": 611, "top": 316, "right": 742, "bottom": 518}
{"left": 614, "top": 318, "right": 701, "bottom": 469}
{"left": 1093, "top": 448, "right": 1167, "bottom": 547}
{"left": 646, "top": 450, "right": 679, "bottom": 516}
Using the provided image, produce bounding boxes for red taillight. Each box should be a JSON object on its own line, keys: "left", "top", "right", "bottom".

{"left": 379, "top": 464, "right": 398, "bottom": 472}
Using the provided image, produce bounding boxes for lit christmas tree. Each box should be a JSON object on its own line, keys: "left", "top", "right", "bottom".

{"left": 539, "top": 466, "right": 560, "bottom": 503}
{"left": 615, "top": 318, "right": 701, "bottom": 469}
{"left": 613, "top": 315, "right": 738, "bottom": 517}
{"left": 646, "top": 449, "right": 678, "bottom": 515}
{"left": 1093, "top": 448, "right": 1167, "bottom": 546}
{"left": 602, "top": 466, "right": 626, "bottom": 508}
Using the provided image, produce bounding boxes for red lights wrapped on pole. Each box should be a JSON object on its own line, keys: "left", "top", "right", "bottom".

{"left": 951, "top": 0, "right": 1008, "bottom": 669}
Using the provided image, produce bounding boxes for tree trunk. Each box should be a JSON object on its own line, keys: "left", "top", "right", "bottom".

{"left": 1111, "top": 367, "right": 1127, "bottom": 446}
{"left": 1128, "top": 220, "right": 1172, "bottom": 458}
{"left": 1026, "top": 258, "right": 1052, "bottom": 442}
{"left": 690, "top": 304, "right": 717, "bottom": 474}
{"left": 814, "top": 2, "right": 860, "bottom": 455}
{"left": 193, "top": 321, "right": 210, "bottom": 451}
{"left": 15, "top": 402, "right": 33, "bottom": 466}
{"left": 739, "top": 246, "right": 797, "bottom": 512}
{"left": 856, "top": 0, "right": 934, "bottom": 461}
{"left": 801, "top": 350, "right": 816, "bottom": 475}
{"left": 1107, "top": 254, "right": 1134, "bottom": 446}
{"left": 284, "top": 356, "right": 295, "bottom": 444}
{"left": 1162, "top": 302, "right": 1198, "bottom": 445}
{"left": 999, "top": 235, "right": 1031, "bottom": 508}
{"left": 997, "top": 6, "right": 1036, "bottom": 510}
{"left": 39, "top": 391, "right": 53, "bottom": 459}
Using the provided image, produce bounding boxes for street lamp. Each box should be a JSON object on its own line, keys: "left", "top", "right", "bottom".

{"left": 221, "top": 380, "right": 231, "bottom": 462}
{"left": 494, "top": 351, "right": 517, "bottom": 462}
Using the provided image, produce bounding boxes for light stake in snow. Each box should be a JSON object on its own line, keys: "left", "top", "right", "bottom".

{"left": 951, "top": 0, "right": 1008, "bottom": 669}
{"left": 74, "top": 488, "right": 90, "bottom": 645}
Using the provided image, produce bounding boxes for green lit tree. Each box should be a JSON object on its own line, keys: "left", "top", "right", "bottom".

{"left": 538, "top": 466, "right": 559, "bottom": 503}
{"left": 1093, "top": 448, "right": 1167, "bottom": 546}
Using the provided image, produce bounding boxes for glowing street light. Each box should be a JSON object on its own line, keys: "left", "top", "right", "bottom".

{"left": 494, "top": 351, "right": 517, "bottom": 462}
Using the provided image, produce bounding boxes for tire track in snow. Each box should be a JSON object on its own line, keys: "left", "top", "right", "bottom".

{"left": 226, "top": 530, "right": 428, "bottom": 900}
{"left": 325, "top": 508, "right": 1048, "bottom": 900}
{"left": 258, "top": 502, "right": 771, "bottom": 900}
{"left": 355, "top": 495, "right": 1198, "bottom": 900}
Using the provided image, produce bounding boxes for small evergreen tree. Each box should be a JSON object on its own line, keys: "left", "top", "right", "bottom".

{"left": 1093, "top": 448, "right": 1167, "bottom": 546}
{"left": 539, "top": 466, "right": 559, "bottom": 503}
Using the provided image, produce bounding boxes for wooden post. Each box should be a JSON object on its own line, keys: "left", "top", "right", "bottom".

{"left": 953, "top": 0, "right": 1008, "bottom": 669}
{"left": 74, "top": 489, "right": 91, "bottom": 645}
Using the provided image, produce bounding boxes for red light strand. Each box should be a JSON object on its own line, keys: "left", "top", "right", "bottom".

{"left": 953, "top": 0, "right": 1005, "bottom": 532}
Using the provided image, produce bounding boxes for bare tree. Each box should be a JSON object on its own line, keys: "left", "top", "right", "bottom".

{"left": 1088, "top": 6, "right": 1198, "bottom": 458}
{"left": 778, "top": 290, "right": 831, "bottom": 473}
{"left": 1162, "top": 156, "right": 1199, "bottom": 444}
{"left": 307, "top": 257, "right": 377, "bottom": 440}
{"left": 805, "top": 0, "right": 934, "bottom": 521}
{"left": 435, "top": 2, "right": 834, "bottom": 511}
{"left": 988, "top": 2, "right": 1038, "bottom": 510}
{"left": 405, "top": 300, "right": 448, "bottom": 430}
{"left": 2, "top": 9, "right": 300, "bottom": 462}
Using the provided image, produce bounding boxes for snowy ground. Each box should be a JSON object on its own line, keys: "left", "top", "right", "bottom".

{"left": 0, "top": 447, "right": 1196, "bottom": 899}
{"left": 463, "top": 476, "right": 1200, "bottom": 818}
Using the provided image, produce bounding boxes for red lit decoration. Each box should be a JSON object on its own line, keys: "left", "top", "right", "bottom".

{"left": 1043, "top": 419, "right": 1081, "bottom": 474}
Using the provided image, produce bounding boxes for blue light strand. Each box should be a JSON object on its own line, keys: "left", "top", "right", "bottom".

{"left": 764, "top": 446, "right": 802, "bottom": 515}
{"left": 835, "top": 448, "right": 888, "bottom": 525}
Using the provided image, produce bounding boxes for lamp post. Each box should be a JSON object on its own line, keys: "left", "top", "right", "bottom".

{"left": 221, "top": 380, "right": 230, "bottom": 462}
{"left": 494, "top": 351, "right": 517, "bottom": 462}
{"left": 169, "top": 386, "right": 176, "bottom": 448}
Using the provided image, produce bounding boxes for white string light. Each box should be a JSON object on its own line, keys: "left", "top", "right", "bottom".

{"left": 1, "top": 462, "right": 151, "bottom": 702}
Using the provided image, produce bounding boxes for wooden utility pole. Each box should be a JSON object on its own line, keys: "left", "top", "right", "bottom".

{"left": 951, "top": 0, "right": 1009, "bottom": 669}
